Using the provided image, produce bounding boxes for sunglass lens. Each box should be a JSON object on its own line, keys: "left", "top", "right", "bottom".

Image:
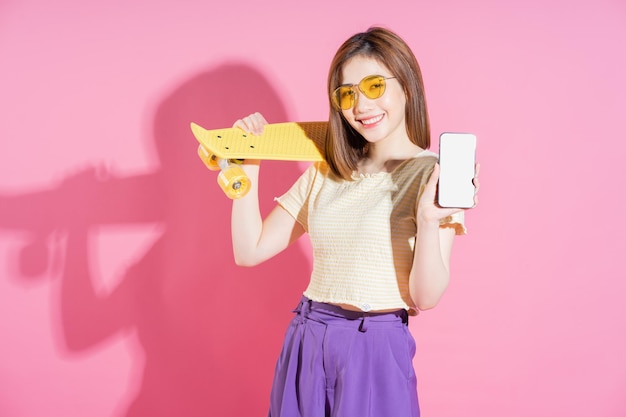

{"left": 360, "top": 76, "right": 386, "bottom": 100}
{"left": 335, "top": 86, "right": 355, "bottom": 110}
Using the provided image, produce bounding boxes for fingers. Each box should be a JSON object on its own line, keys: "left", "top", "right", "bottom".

{"left": 473, "top": 178, "right": 480, "bottom": 191}
{"left": 473, "top": 163, "right": 481, "bottom": 190}
{"left": 232, "top": 112, "right": 268, "bottom": 135}
{"left": 472, "top": 162, "right": 481, "bottom": 207}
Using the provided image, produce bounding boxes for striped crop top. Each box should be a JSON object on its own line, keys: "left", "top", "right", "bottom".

{"left": 275, "top": 150, "right": 466, "bottom": 313}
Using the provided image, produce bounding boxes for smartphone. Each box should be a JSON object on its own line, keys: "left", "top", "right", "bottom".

{"left": 437, "top": 132, "right": 477, "bottom": 208}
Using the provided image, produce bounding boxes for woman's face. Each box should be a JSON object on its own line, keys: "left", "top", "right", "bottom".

{"left": 339, "top": 56, "right": 407, "bottom": 147}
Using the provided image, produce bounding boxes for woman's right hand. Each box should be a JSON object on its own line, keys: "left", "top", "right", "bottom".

{"left": 232, "top": 112, "right": 268, "bottom": 135}
{"left": 231, "top": 112, "right": 268, "bottom": 166}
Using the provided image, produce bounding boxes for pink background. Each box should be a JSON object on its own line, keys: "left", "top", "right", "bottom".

{"left": 1, "top": 0, "right": 625, "bottom": 416}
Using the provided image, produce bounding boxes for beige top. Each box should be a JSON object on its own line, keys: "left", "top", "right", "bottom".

{"left": 275, "top": 150, "right": 465, "bottom": 313}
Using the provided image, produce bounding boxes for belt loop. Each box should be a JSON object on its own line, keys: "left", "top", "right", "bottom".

{"left": 358, "top": 315, "right": 369, "bottom": 332}
{"left": 292, "top": 299, "right": 304, "bottom": 314}
{"left": 293, "top": 297, "right": 312, "bottom": 321}
{"left": 401, "top": 310, "right": 409, "bottom": 326}
{"left": 302, "top": 298, "right": 311, "bottom": 317}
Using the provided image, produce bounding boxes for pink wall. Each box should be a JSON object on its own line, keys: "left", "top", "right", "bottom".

{"left": 1, "top": 1, "right": 624, "bottom": 416}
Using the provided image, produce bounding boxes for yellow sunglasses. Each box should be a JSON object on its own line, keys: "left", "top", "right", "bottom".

{"left": 331, "top": 75, "right": 396, "bottom": 110}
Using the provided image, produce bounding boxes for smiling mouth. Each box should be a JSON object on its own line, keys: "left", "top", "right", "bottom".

{"left": 360, "top": 114, "right": 384, "bottom": 126}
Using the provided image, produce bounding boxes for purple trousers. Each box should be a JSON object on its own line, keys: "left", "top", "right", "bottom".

{"left": 268, "top": 296, "right": 420, "bottom": 417}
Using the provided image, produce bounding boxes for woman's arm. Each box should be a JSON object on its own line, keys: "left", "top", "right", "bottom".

{"left": 229, "top": 113, "right": 306, "bottom": 267}
{"left": 410, "top": 217, "right": 455, "bottom": 311}
{"left": 409, "top": 163, "right": 479, "bottom": 310}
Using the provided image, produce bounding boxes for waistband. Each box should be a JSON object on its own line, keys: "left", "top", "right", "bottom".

{"left": 293, "top": 296, "right": 409, "bottom": 332}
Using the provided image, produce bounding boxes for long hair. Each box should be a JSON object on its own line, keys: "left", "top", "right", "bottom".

{"left": 325, "top": 27, "right": 431, "bottom": 180}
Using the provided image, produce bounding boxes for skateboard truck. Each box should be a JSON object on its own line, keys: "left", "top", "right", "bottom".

{"left": 197, "top": 144, "right": 251, "bottom": 199}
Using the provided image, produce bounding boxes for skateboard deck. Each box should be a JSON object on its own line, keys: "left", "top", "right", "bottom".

{"left": 191, "top": 121, "right": 327, "bottom": 199}
{"left": 190, "top": 121, "right": 327, "bottom": 162}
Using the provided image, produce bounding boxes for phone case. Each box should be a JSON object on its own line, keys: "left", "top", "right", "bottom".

{"left": 437, "top": 132, "right": 477, "bottom": 208}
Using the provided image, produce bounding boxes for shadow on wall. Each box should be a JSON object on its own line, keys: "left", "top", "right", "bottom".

{"left": 0, "top": 63, "right": 311, "bottom": 416}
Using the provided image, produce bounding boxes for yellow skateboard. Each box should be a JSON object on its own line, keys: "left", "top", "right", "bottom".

{"left": 191, "top": 121, "right": 327, "bottom": 199}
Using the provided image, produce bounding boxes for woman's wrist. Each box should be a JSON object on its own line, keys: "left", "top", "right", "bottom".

{"left": 416, "top": 216, "right": 440, "bottom": 231}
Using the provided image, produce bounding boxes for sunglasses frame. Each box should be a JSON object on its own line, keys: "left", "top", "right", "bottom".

{"left": 331, "top": 75, "right": 397, "bottom": 110}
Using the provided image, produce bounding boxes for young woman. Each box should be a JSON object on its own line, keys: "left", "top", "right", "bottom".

{"left": 228, "top": 27, "right": 478, "bottom": 417}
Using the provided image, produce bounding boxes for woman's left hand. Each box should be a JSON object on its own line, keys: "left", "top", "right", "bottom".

{"left": 417, "top": 163, "right": 480, "bottom": 223}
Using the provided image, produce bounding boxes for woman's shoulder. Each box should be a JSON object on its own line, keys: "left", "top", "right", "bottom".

{"left": 294, "top": 160, "right": 340, "bottom": 188}
{"left": 312, "top": 160, "right": 346, "bottom": 182}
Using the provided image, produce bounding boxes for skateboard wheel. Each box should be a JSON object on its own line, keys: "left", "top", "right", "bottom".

{"left": 197, "top": 144, "right": 220, "bottom": 171}
{"left": 217, "top": 163, "right": 251, "bottom": 199}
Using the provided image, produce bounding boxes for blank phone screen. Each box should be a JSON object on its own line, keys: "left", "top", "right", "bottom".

{"left": 438, "top": 132, "right": 476, "bottom": 208}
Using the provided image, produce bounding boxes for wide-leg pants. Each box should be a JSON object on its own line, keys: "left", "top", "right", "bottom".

{"left": 268, "top": 296, "right": 420, "bottom": 417}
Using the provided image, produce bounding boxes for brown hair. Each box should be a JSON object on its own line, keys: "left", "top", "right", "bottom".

{"left": 325, "top": 27, "right": 431, "bottom": 180}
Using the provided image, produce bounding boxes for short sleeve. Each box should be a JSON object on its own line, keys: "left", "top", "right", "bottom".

{"left": 439, "top": 211, "right": 467, "bottom": 235}
{"left": 274, "top": 162, "right": 320, "bottom": 231}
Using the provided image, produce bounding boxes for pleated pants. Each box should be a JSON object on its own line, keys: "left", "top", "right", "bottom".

{"left": 268, "top": 296, "right": 420, "bottom": 417}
